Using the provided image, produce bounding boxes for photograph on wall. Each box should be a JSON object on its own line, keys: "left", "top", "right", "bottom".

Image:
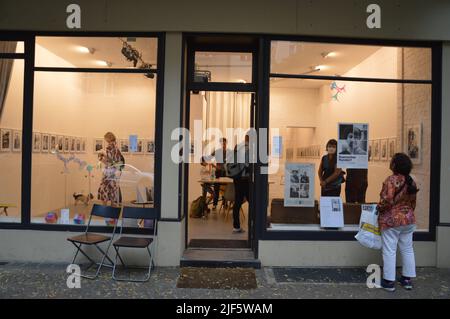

{"left": 33, "top": 132, "right": 41, "bottom": 153}
{"left": 57, "top": 136, "right": 64, "bottom": 152}
{"left": 405, "top": 124, "right": 421, "bottom": 164}
{"left": 373, "top": 139, "right": 380, "bottom": 161}
{"left": 388, "top": 138, "right": 397, "bottom": 159}
{"left": 284, "top": 162, "right": 315, "bottom": 207}
{"left": 75, "top": 138, "right": 81, "bottom": 153}
{"left": 12, "top": 130, "right": 21, "bottom": 152}
{"left": 381, "top": 138, "right": 388, "bottom": 161}
{"left": 81, "top": 138, "right": 86, "bottom": 153}
{"left": 272, "top": 136, "right": 282, "bottom": 158}
{"left": 319, "top": 196, "right": 344, "bottom": 228}
{"left": 136, "top": 139, "right": 144, "bottom": 153}
{"left": 1, "top": 129, "right": 12, "bottom": 152}
{"left": 49, "top": 135, "right": 57, "bottom": 153}
{"left": 120, "top": 139, "right": 129, "bottom": 154}
{"left": 41, "top": 134, "right": 49, "bottom": 152}
{"left": 337, "top": 123, "right": 369, "bottom": 169}
{"left": 63, "top": 136, "right": 70, "bottom": 153}
{"left": 93, "top": 138, "right": 104, "bottom": 153}
{"left": 368, "top": 140, "right": 373, "bottom": 161}
{"left": 70, "top": 137, "right": 76, "bottom": 153}
{"left": 146, "top": 140, "right": 155, "bottom": 154}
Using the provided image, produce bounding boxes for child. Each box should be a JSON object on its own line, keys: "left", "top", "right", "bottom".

{"left": 377, "top": 153, "right": 419, "bottom": 291}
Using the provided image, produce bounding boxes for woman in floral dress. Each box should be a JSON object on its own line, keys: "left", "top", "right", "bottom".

{"left": 97, "top": 132, "right": 124, "bottom": 206}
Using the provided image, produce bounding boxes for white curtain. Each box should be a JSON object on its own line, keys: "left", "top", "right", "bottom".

{"left": 0, "top": 41, "right": 17, "bottom": 118}
{"left": 203, "top": 91, "right": 251, "bottom": 146}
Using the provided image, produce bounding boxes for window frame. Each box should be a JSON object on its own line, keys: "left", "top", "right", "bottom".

{"left": 256, "top": 35, "right": 441, "bottom": 242}
{"left": 0, "top": 31, "right": 165, "bottom": 234}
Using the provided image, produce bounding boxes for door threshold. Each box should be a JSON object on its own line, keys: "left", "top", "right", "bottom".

{"left": 181, "top": 248, "right": 260, "bottom": 269}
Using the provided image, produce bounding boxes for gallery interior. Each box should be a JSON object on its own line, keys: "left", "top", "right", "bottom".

{"left": 0, "top": 38, "right": 431, "bottom": 247}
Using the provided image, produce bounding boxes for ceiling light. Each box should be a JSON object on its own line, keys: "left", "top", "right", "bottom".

{"left": 321, "top": 52, "right": 337, "bottom": 59}
{"left": 77, "top": 46, "right": 95, "bottom": 54}
{"left": 96, "top": 60, "right": 112, "bottom": 67}
{"left": 237, "top": 79, "right": 247, "bottom": 83}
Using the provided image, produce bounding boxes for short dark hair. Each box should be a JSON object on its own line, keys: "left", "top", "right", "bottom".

{"left": 326, "top": 139, "right": 338, "bottom": 149}
{"left": 391, "top": 153, "right": 412, "bottom": 176}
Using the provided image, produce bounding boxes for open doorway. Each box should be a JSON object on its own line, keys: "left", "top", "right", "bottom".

{"left": 187, "top": 90, "right": 253, "bottom": 248}
{"left": 182, "top": 36, "right": 259, "bottom": 253}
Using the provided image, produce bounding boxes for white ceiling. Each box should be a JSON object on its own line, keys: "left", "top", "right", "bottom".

{"left": 36, "top": 37, "right": 382, "bottom": 89}
{"left": 36, "top": 36, "right": 158, "bottom": 68}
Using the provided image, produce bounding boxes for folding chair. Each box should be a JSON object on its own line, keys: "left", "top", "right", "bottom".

{"left": 67, "top": 204, "right": 121, "bottom": 280}
{"left": 112, "top": 206, "right": 158, "bottom": 282}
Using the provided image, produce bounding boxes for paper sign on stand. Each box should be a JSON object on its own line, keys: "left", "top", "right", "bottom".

{"left": 319, "top": 196, "right": 344, "bottom": 228}
{"left": 60, "top": 208, "right": 70, "bottom": 224}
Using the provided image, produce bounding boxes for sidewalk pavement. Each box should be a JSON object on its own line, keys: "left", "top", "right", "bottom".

{"left": 0, "top": 262, "right": 449, "bottom": 299}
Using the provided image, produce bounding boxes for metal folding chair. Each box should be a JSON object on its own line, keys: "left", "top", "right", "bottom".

{"left": 112, "top": 206, "right": 158, "bottom": 282}
{"left": 67, "top": 204, "right": 121, "bottom": 280}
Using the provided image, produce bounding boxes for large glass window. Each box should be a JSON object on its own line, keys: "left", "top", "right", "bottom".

{"left": 0, "top": 57, "right": 24, "bottom": 223}
{"left": 194, "top": 51, "right": 252, "bottom": 83}
{"left": 31, "top": 37, "right": 158, "bottom": 226}
{"left": 266, "top": 41, "right": 432, "bottom": 233}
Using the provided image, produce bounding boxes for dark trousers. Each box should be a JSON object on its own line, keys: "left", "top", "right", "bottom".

{"left": 213, "top": 183, "right": 220, "bottom": 206}
{"left": 233, "top": 177, "right": 249, "bottom": 229}
{"left": 321, "top": 185, "right": 341, "bottom": 197}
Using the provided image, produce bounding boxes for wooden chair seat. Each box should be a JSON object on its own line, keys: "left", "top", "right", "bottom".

{"left": 67, "top": 233, "right": 111, "bottom": 245}
{"left": 113, "top": 236, "right": 153, "bottom": 248}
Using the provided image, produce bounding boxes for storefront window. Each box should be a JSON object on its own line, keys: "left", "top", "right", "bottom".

{"left": 31, "top": 37, "right": 158, "bottom": 226}
{"left": 0, "top": 58, "right": 24, "bottom": 223}
{"left": 267, "top": 41, "right": 432, "bottom": 233}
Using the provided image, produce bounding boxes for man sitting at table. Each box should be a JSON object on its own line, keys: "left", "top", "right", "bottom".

{"left": 201, "top": 137, "right": 232, "bottom": 210}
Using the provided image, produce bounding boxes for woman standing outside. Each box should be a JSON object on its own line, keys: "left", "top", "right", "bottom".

{"left": 97, "top": 132, "right": 124, "bottom": 207}
{"left": 318, "top": 139, "right": 345, "bottom": 196}
{"left": 377, "top": 153, "right": 419, "bottom": 292}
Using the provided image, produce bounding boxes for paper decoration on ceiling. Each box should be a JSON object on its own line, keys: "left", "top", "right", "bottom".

{"left": 330, "top": 81, "right": 346, "bottom": 101}
{"left": 52, "top": 150, "right": 88, "bottom": 173}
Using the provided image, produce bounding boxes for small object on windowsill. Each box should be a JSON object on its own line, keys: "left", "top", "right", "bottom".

{"left": 73, "top": 213, "right": 85, "bottom": 225}
{"left": 45, "top": 212, "right": 58, "bottom": 224}
{"left": 105, "top": 218, "right": 117, "bottom": 226}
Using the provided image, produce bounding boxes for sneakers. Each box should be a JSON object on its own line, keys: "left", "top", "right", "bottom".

{"left": 378, "top": 279, "right": 396, "bottom": 292}
{"left": 232, "top": 228, "right": 245, "bottom": 234}
{"left": 398, "top": 276, "right": 413, "bottom": 290}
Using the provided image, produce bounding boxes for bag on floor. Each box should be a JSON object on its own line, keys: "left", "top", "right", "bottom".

{"left": 355, "top": 204, "right": 382, "bottom": 250}
{"left": 190, "top": 196, "right": 206, "bottom": 218}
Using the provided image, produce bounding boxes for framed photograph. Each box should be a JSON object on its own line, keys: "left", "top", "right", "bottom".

{"left": 373, "top": 139, "right": 381, "bottom": 161}
{"left": 75, "top": 138, "right": 81, "bottom": 153}
{"left": 49, "top": 135, "right": 57, "bottom": 153}
{"left": 12, "top": 130, "right": 21, "bottom": 152}
{"left": 388, "top": 138, "right": 397, "bottom": 159}
{"left": 1, "top": 128, "right": 12, "bottom": 152}
{"left": 63, "top": 136, "right": 70, "bottom": 153}
{"left": 119, "top": 139, "right": 129, "bottom": 154}
{"left": 57, "top": 135, "right": 64, "bottom": 152}
{"left": 33, "top": 132, "right": 41, "bottom": 153}
{"left": 380, "top": 138, "right": 388, "bottom": 161}
{"left": 81, "top": 138, "right": 86, "bottom": 153}
{"left": 368, "top": 140, "right": 373, "bottom": 162}
{"left": 135, "top": 139, "right": 144, "bottom": 154}
{"left": 41, "top": 134, "right": 49, "bottom": 153}
{"left": 69, "top": 137, "right": 76, "bottom": 153}
{"left": 146, "top": 140, "right": 155, "bottom": 154}
{"left": 404, "top": 124, "right": 422, "bottom": 164}
{"left": 284, "top": 163, "right": 315, "bottom": 207}
{"left": 93, "top": 138, "right": 104, "bottom": 153}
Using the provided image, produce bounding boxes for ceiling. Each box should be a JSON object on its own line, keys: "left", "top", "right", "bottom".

{"left": 36, "top": 36, "right": 158, "bottom": 68}
{"left": 35, "top": 37, "right": 383, "bottom": 89}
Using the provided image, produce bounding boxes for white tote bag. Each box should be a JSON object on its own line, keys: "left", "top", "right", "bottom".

{"left": 355, "top": 204, "right": 382, "bottom": 250}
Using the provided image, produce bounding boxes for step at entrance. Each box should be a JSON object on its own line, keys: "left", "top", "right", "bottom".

{"left": 180, "top": 248, "right": 261, "bottom": 269}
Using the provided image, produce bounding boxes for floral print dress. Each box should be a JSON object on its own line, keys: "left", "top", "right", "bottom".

{"left": 97, "top": 142, "right": 123, "bottom": 204}
{"left": 377, "top": 174, "right": 417, "bottom": 231}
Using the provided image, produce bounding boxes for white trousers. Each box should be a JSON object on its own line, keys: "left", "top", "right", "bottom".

{"left": 381, "top": 224, "right": 416, "bottom": 281}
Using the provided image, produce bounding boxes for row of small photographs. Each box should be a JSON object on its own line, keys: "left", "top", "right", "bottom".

{"left": 369, "top": 138, "right": 397, "bottom": 161}
{"left": 296, "top": 145, "right": 321, "bottom": 158}
{"left": 0, "top": 128, "right": 21, "bottom": 152}
{"left": 94, "top": 138, "right": 155, "bottom": 155}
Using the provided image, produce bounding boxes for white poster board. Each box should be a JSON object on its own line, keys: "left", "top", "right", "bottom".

{"left": 284, "top": 162, "right": 315, "bottom": 207}
{"left": 337, "top": 123, "right": 369, "bottom": 169}
{"left": 319, "top": 196, "right": 344, "bottom": 228}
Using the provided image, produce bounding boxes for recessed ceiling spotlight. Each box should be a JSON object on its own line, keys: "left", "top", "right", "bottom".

{"left": 237, "top": 79, "right": 247, "bottom": 83}
{"left": 77, "top": 46, "right": 95, "bottom": 54}
{"left": 321, "top": 52, "right": 337, "bottom": 59}
{"left": 96, "top": 60, "right": 112, "bottom": 67}
{"left": 311, "top": 65, "right": 325, "bottom": 71}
